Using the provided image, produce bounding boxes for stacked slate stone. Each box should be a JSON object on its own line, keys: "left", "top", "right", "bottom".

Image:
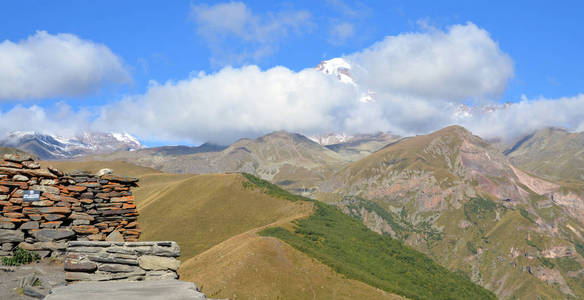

{"left": 65, "top": 241, "right": 181, "bottom": 282}
{"left": 0, "top": 153, "right": 141, "bottom": 258}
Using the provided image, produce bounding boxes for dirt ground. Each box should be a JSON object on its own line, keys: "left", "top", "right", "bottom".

{"left": 0, "top": 259, "right": 65, "bottom": 299}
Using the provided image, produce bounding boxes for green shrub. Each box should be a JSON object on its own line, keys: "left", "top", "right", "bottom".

{"left": 242, "top": 173, "right": 303, "bottom": 202}
{"left": 466, "top": 241, "right": 478, "bottom": 255}
{"left": 520, "top": 208, "right": 535, "bottom": 223}
{"left": 1, "top": 247, "right": 40, "bottom": 266}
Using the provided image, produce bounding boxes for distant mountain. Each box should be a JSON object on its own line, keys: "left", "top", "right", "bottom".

{"left": 505, "top": 127, "right": 584, "bottom": 182}
{"left": 0, "top": 131, "right": 142, "bottom": 160}
{"left": 0, "top": 146, "right": 35, "bottom": 159}
{"left": 319, "top": 125, "right": 584, "bottom": 299}
{"left": 96, "top": 131, "right": 347, "bottom": 192}
{"left": 324, "top": 132, "right": 401, "bottom": 161}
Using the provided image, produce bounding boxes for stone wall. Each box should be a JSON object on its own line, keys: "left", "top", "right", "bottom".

{"left": 0, "top": 154, "right": 141, "bottom": 258}
{"left": 64, "top": 241, "right": 181, "bottom": 282}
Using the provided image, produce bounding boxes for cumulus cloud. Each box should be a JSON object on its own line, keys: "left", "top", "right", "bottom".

{"left": 2, "top": 22, "right": 582, "bottom": 146}
{"left": 0, "top": 102, "right": 91, "bottom": 137}
{"left": 0, "top": 31, "right": 130, "bottom": 100}
{"left": 347, "top": 22, "right": 513, "bottom": 101}
{"left": 94, "top": 66, "right": 357, "bottom": 144}
{"left": 457, "top": 94, "right": 584, "bottom": 141}
{"left": 191, "top": 2, "right": 313, "bottom": 65}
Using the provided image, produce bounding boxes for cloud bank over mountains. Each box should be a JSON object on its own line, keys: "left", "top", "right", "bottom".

{"left": 0, "top": 22, "right": 583, "bottom": 145}
{"left": 0, "top": 31, "right": 130, "bottom": 100}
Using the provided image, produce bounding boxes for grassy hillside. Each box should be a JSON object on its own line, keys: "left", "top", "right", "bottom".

{"left": 137, "top": 173, "right": 314, "bottom": 261}
{"left": 244, "top": 175, "right": 495, "bottom": 300}
{"left": 182, "top": 230, "right": 403, "bottom": 300}
{"left": 506, "top": 127, "right": 584, "bottom": 182}
{"left": 262, "top": 201, "right": 495, "bottom": 300}
{"left": 0, "top": 146, "right": 35, "bottom": 158}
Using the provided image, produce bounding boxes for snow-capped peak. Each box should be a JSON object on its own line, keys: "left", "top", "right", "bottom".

{"left": 316, "top": 58, "right": 356, "bottom": 86}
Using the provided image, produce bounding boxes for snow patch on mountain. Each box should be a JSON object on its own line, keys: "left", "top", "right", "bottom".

{"left": 0, "top": 131, "right": 143, "bottom": 159}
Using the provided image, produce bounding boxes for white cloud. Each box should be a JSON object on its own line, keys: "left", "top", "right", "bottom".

{"left": 3, "top": 23, "right": 583, "bottom": 146}
{"left": 191, "top": 2, "right": 313, "bottom": 65}
{"left": 94, "top": 66, "right": 358, "bottom": 144}
{"left": 329, "top": 23, "right": 355, "bottom": 45}
{"left": 0, "top": 31, "right": 130, "bottom": 100}
{"left": 0, "top": 102, "right": 91, "bottom": 137}
{"left": 457, "top": 95, "right": 584, "bottom": 142}
{"left": 347, "top": 22, "right": 513, "bottom": 101}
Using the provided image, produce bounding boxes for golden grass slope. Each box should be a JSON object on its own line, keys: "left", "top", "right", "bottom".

{"left": 40, "top": 160, "right": 161, "bottom": 177}
{"left": 182, "top": 230, "right": 403, "bottom": 300}
{"left": 137, "top": 173, "right": 314, "bottom": 261}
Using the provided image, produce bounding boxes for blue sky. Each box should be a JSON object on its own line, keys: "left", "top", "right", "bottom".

{"left": 1, "top": 1, "right": 583, "bottom": 145}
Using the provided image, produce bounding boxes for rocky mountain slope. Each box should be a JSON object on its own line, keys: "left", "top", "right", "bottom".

{"left": 505, "top": 127, "right": 584, "bottom": 182}
{"left": 0, "top": 131, "right": 142, "bottom": 160}
{"left": 47, "top": 160, "right": 493, "bottom": 299}
{"left": 323, "top": 132, "right": 401, "bottom": 161}
{"left": 319, "top": 125, "right": 584, "bottom": 299}
{"left": 96, "top": 131, "right": 347, "bottom": 193}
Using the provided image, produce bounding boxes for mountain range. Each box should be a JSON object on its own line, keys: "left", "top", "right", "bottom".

{"left": 4, "top": 121, "right": 584, "bottom": 298}
{"left": 0, "top": 131, "right": 142, "bottom": 160}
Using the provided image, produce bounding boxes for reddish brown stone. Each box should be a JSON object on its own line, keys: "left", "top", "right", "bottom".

{"left": 4, "top": 212, "right": 25, "bottom": 219}
{"left": 0, "top": 161, "right": 23, "bottom": 168}
{"left": 64, "top": 260, "right": 98, "bottom": 272}
{"left": 23, "top": 207, "right": 40, "bottom": 214}
{"left": 125, "top": 221, "right": 137, "bottom": 228}
{"left": 0, "top": 181, "right": 28, "bottom": 189}
{"left": 0, "top": 186, "right": 10, "bottom": 194}
{"left": 110, "top": 196, "right": 134, "bottom": 203}
{"left": 101, "top": 209, "right": 134, "bottom": 216}
{"left": 44, "top": 193, "right": 78, "bottom": 203}
{"left": 41, "top": 221, "right": 62, "bottom": 228}
{"left": 9, "top": 198, "right": 23, "bottom": 205}
{"left": 37, "top": 207, "right": 71, "bottom": 214}
{"left": 21, "top": 161, "right": 40, "bottom": 169}
{"left": 95, "top": 193, "right": 109, "bottom": 199}
{"left": 79, "top": 199, "right": 93, "bottom": 204}
{"left": 2, "top": 205, "right": 21, "bottom": 212}
{"left": 101, "top": 227, "right": 114, "bottom": 233}
{"left": 28, "top": 214, "right": 42, "bottom": 221}
{"left": 87, "top": 233, "right": 105, "bottom": 241}
{"left": 72, "top": 225, "right": 99, "bottom": 234}
{"left": 0, "top": 200, "right": 10, "bottom": 206}
{"left": 31, "top": 200, "right": 54, "bottom": 207}
{"left": 69, "top": 212, "right": 94, "bottom": 221}
{"left": 0, "top": 167, "right": 56, "bottom": 179}
{"left": 42, "top": 214, "right": 66, "bottom": 221}
{"left": 65, "top": 185, "right": 87, "bottom": 192}
{"left": 122, "top": 203, "right": 136, "bottom": 209}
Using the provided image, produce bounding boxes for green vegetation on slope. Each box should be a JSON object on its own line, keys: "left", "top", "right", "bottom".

{"left": 241, "top": 174, "right": 495, "bottom": 300}
{"left": 260, "top": 201, "right": 495, "bottom": 300}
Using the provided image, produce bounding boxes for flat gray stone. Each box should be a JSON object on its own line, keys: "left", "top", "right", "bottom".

{"left": 45, "top": 280, "right": 206, "bottom": 300}
{"left": 32, "top": 229, "right": 75, "bottom": 242}
{"left": 138, "top": 255, "right": 180, "bottom": 271}
{"left": 98, "top": 263, "right": 141, "bottom": 273}
{"left": 151, "top": 242, "right": 181, "bottom": 257}
{"left": 20, "top": 221, "right": 40, "bottom": 230}
{"left": 0, "top": 229, "right": 24, "bottom": 243}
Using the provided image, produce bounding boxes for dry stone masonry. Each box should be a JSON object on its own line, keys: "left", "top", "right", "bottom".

{"left": 64, "top": 241, "right": 181, "bottom": 282}
{"left": 0, "top": 154, "right": 141, "bottom": 258}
